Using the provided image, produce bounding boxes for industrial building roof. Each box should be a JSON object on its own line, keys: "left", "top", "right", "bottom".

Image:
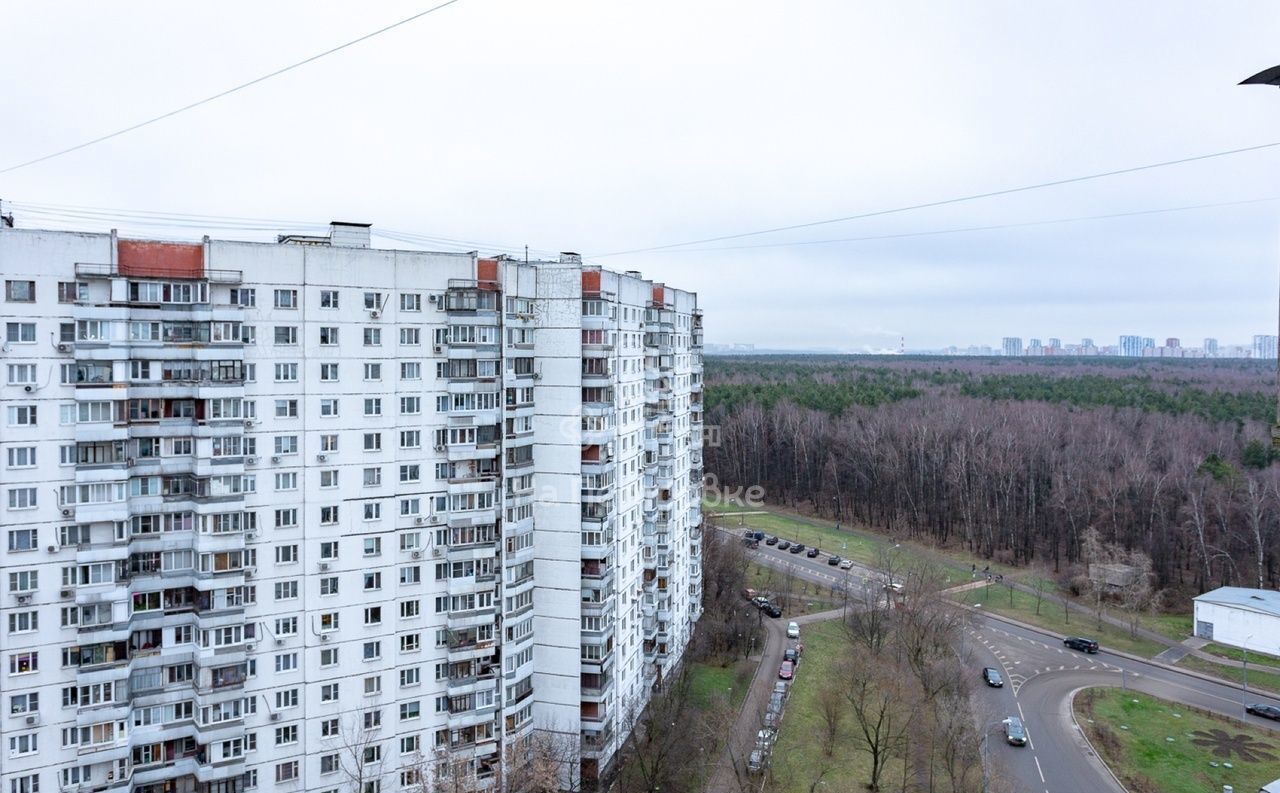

{"left": 1193, "top": 586, "right": 1280, "bottom": 618}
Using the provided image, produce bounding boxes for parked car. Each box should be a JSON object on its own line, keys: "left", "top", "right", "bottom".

{"left": 765, "top": 536, "right": 779, "bottom": 545}
{"left": 783, "top": 648, "right": 798, "bottom": 664}
{"left": 763, "top": 709, "right": 780, "bottom": 729}
{"left": 827, "top": 555, "right": 841, "bottom": 566}
{"left": 1064, "top": 636, "right": 1100, "bottom": 654}
{"left": 1246, "top": 703, "right": 1280, "bottom": 721}
{"left": 752, "top": 596, "right": 770, "bottom": 609}
{"left": 773, "top": 680, "right": 789, "bottom": 696}
{"left": 756, "top": 728, "right": 777, "bottom": 747}
{"left": 806, "top": 547, "right": 821, "bottom": 558}
{"left": 839, "top": 558, "right": 855, "bottom": 570}
{"left": 777, "top": 540, "right": 791, "bottom": 550}
{"left": 768, "top": 691, "right": 785, "bottom": 713}
{"left": 789, "top": 544, "right": 805, "bottom": 554}
{"left": 787, "top": 621, "right": 800, "bottom": 639}
{"left": 1003, "top": 716, "right": 1027, "bottom": 746}
{"left": 778, "top": 661, "right": 794, "bottom": 680}
{"left": 982, "top": 667, "right": 1004, "bottom": 687}
{"left": 763, "top": 604, "right": 783, "bottom": 618}
{"left": 748, "top": 749, "right": 766, "bottom": 773}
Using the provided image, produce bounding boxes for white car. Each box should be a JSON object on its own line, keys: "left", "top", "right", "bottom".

{"left": 786, "top": 621, "right": 799, "bottom": 639}
{"left": 838, "top": 559, "right": 854, "bottom": 570}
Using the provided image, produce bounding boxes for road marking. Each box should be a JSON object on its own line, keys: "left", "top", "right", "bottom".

{"left": 1034, "top": 756, "right": 1045, "bottom": 783}
{"left": 1017, "top": 701, "right": 1025, "bottom": 720}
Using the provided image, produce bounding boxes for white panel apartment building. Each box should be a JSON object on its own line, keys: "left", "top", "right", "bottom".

{"left": 0, "top": 223, "right": 704, "bottom": 793}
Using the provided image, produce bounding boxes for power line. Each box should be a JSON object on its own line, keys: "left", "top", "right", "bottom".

{"left": 0, "top": 0, "right": 464, "bottom": 175}
{"left": 641, "top": 196, "right": 1280, "bottom": 254}
{"left": 593, "top": 141, "right": 1280, "bottom": 257}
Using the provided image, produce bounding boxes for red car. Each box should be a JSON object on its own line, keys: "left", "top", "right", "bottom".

{"left": 778, "top": 660, "right": 794, "bottom": 680}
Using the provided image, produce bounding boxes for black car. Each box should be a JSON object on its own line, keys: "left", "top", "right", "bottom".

{"left": 1246, "top": 703, "right": 1280, "bottom": 721}
{"left": 763, "top": 604, "right": 783, "bottom": 618}
{"left": 789, "top": 544, "right": 805, "bottom": 554}
{"left": 782, "top": 648, "right": 798, "bottom": 664}
{"left": 777, "top": 540, "right": 791, "bottom": 550}
{"left": 1063, "top": 637, "right": 1099, "bottom": 654}
{"left": 982, "top": 667, "right": 1004, "bottom": 687}
{"left": 806, "top": 547, "right": 820, "bottom": 558}
{"left": 765, "top": 536, "right": 779, "bottom": 546}
{"left": 827, "top": 555, "right": 841, "bottom": 566}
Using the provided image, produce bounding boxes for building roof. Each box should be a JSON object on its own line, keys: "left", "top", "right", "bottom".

{"left": 1193, "top": 587, "right": 1280, "bottom": 618}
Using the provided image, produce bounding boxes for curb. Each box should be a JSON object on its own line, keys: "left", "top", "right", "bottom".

{"left": 1067, "top": 687, "right": 1130, "bottom": 793}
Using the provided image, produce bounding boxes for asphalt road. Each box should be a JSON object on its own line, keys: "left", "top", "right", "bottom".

{"left": 731, "top": 529, "right": 1280, "bottom": 793}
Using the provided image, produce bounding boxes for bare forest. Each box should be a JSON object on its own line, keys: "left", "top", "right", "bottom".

{"left": 705, "top": 356, "right": 1280, "bottom": 597}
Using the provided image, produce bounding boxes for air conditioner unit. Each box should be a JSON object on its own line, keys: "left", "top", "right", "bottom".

{"left": 370, "top": 309, "right": 381, "bottom": 319}
{"left": 16, "top": 594, "right": 31, "bottom": 604}
{"left": 245, "top": 456, "right": 257, "bottom": 465}
{"left": 532, "top": 372, "right": 542, "bottom": 380}
{"left": 432, "top": 547, "right": 444, "bottom": 558}
{"left": 316, "top": 453, "right": 328, "bottom": 463}
{"left": 24, "top": 715, "right": 36, "bottom": 725}
{"left": 56, "top": 343, "right": 70, "bottom": 352}
{"left": 414, "top": 516, "right": 426, "bottom": 526}
{"left": 245, "top": 531, "right": 257, "bottom": 540}
{"left": 275, "top": 638, "right": 284, "bottom": 646}
{"left": 318, "top": 562, "right": 330, "bottom": 572}
{"left": 244, "top": 419, "right": 256, "bottom": 428}
{"left": 23, "top": 384, "right": 32, "bottom": 392}
{"left": 245, "top": 642, "right": 256, "bottom": 652}
{"left": 433, "top": 345, "right": 444, "bottom": 353}
{"left": 60, "top": 589, "right": 72, "bottom": 599}
{"left": 47, "top": 544, "right": 58, "bottom": 554}
{"left": 428, "top": 294, "right": 439, "bottom": 302}
{"left": 61, "top": 508, "right": 73, "bottom": 517}
{"left": 320, "top": 634, "right": 331, "bottom": 642}
{"left": 269, "top": 712, "right": 280, "bottom": 722}
{"left": 244, "top": 569, "right": 255, "bottom": 579}
{"left": 270, "top": 455, "right": 281, "bottom": 464}
{"left": 434, "top": 444, "right": 446, "bottom": 452}
{"left": 411, "top": 550, "right": 422, "bottom": 559}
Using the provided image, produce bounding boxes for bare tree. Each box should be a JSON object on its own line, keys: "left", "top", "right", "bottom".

{"left": 331, "top": 717, "right": 387, "bottom": 793}
{"left": 818, "top": 694, "right": 843, "bottom": 757}
{"left": 843, "top": 657, "right": 912, "bottom": 792}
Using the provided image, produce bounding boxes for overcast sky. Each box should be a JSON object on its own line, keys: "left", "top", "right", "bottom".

{"left": 3, "top": 1, "right": 1280, "bottom": 351}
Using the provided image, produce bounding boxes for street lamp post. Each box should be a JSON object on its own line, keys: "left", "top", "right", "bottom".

{"left": 1243, "top": 633, "right": 1254, "bottom": 710}
{"left": 1240, "top": 65, "right": 1280, "bottom": 448}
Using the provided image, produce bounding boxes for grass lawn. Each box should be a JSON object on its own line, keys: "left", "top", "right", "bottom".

{"left": 745, "top": 561, "right": 841, "bottom": 616}
{"left": 1200, "top": 642, "right": 1280, "bottom": 668}
{"left": 951, "top": 580, "right": 1167, "bottom": 657}
{"left": 1139, "top": 611, "right": 1194, "bottom": 643}
{"left": 767, "top": 620, "right": 900, "bottom": 793}
{"left": 1074, "top": 687, "right": 1280, "bottom": 793}
{"left": 688, "top": 659, "right": 754, "bottom": 711}
{"left": 1176, "top": 654, "right": 1280, "bottom": 697}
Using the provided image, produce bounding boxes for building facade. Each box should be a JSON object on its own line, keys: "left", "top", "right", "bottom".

{"left": 0, "top": 224, "right": 703, "bottom": 793}
{"left": 1193, "top": 587, "right": 1280, "bottom": 657}
{"left": 1000, "top": 337, "right": 1022, "bottom": 357}
{"left": 1253, "top": 334, "right": 1278, "bottom": 361}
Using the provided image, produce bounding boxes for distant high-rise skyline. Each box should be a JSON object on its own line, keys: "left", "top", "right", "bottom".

{"left": 920, "top": 332, "right": 1274, "bottom": 359}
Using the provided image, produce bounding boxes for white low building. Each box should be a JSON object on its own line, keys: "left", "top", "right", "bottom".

{"left": 1192, "top": 587, "right": 1280, "bottom": 655}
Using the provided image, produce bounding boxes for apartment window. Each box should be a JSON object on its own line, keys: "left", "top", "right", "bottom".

{"left": 319, "top": 326, "right": 339, "bottom": 346}
{"left": 400, "top": 396, "right": 420, "bottom": 415}
{"left": 276, "top": 616, "right": 298, "bottom": 636}
{"left": 7, "top": 364, "right": 36, "bottom": 385}
{"left": 399, "top": 464, "right": 420, "bottom": 483}
{"left": 10, "top": 775, "right": 38, "bottom": 793}
{"left": 400, "top": 668, "right": 421, "bottom": 689}
{"left": 400, "top": 327, "right": 420, "bottom": 346}
{"left": 400, "top": 599, "right": 420, "bottom": 618}
{"left": 363, "top": 327, "right": 382, "bottom": 347}
{"left": 320, "top": 398, "right": 339, "bottom": 417}
{"left": 7, "top": 405, "right": 36, "bottom": 426}
{"left": 320, "top": 647, "right": 339, "bottom": 667}
{"left": 5, "top": 280, "right": 35, "bottom": 302}
{"left": 363, "top": 292, "right": 383, "bottom": 310}
{"left": 6, "top": 447, "right": 35, "bottom": 469}
{"left": 274, "top": 436, "right": 298, "bottom": 455}
{"left": 364, "top": 608, "right": 382, "bottom": 627}
{"left": 7, "top": 530, "right": 37, "bottom": 552}
{"left": 363, "top": 398, "right": 382, "bottom": 417}
{"left": 320, "top": 612, "right": 340, "bottom": 632}
{"left": 320, "top": 470, "right": 339, "bottom": 488}
{"left": 400, "top": 430, "right": 421, "bottom": 449}
{"left": 321, "top": 505, "right": 339, "bottom": 525}
{"left": 274, "top": 654, "right": 298, "bottom": 674}
{"left": 230, "top": 288, "right": 256, "bottom": 306}
{"left": 6, "top": 323, "right": 36, "bottom": 343}
{"left": 400, "top": 293, "right": 421, "bottom": 312}
{"left": 9, "top": 652, "right": 38, "bottom": 675}
{"left": 274, "top": 399, "right": 298, "bottom": 418}
{"left": 273, "top": 289, "right": 298, "bottom": 309}
{"left": 364, "top": 537, "right": 382, "bottom": 556}
{"left": 7, "top": 610, "right": 38, "bottom": 633}
{"left": 320, "top": 363, "right": 339, "bottom": 381}
{"left": 399, "top": 498, "right": 420, "bottom": 516}
{"left": 8, "top": 488, "right": 37, "bottom": 510}
{"left": 320, "top": 576, "right": 339, "bottom": 596}
{"left": 319, "top": 289, "right": 339, "bottom": 308}
{"left": 363, "top": 641, "right": 382, "bottom": 660}
{"left": 274, "top": 581, "right": 299, "bottom": 600}
{"left": 363, "top": 502, "right": 382, "bottom": 521}
{"left": 400, "top": 701, "right": 421, "bottom": 720}
{"left": 321, "top": 753, "right": 340, "bottom": 774}
{"left": 273, "top": 326, "right": 297, "bottom": 345}
{"left": 274, "top": 472, "right": 297, "bottom": 491}
{"left": 319, "top": 541, "right": 339, "bottom": 559}
{"left": 363, "top": 433, "right": 382, "bottom": 452}
{"left": 275, "top": 508, "right": 298, "bottom": 529}
{"left": 363, "top": 467, "right": 382, "bottom": 486}
{"left": 320, "top": 434, "right": 338, "bottom": 452}
{"left": 275, "top": 688, "right": 299, "bottom": 710}
{"left": 363, "top": 572, "right": 382, "bottom": 591}
{"left": 58, "top": 281, "right": 88, "bottom": 303}
{"left": 8, "top": 571, "right": 37, "bottom": 592}
{"left": 275, "top": 544, "right": 299, "bottom": 564}
{"left": 400, "top": 633, "right": 421, "bottom": 653}
{"left": 273, "top": 363, "right": 298, "bottom": 382}
{"left": 400, "top": 566, "right": 421, "bottom": 585}
{"left": 401, "top": 361, "right": 420, "bottom": 380}
{"left": 275, "top": 761, "right": 299, "bottom": 783}
{"left": 363, "top": 675, "right": 382, "bottom": 695}
{"left": 364, "top": 362, "right": 382, "bottom": 381}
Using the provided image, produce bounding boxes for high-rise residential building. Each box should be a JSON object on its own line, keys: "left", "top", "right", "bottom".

{"left": 0, "top": 224, "right": 703, "bottom": 793}
{"left": 1253, "top": 334, "right": 1278, "bottom": 361}
{"left": 1204, "top": 338, "right": 1219, "bottom": 357}
{"left": 1001, "top": 337, "right": 1023, "bottom": 357}
{"left": 1026, "top": 338, "right": 1043, "bottom": 356}
{"left": 1119, "top": 335, "right": 1143, "bottom": 357}
{"left": 1142, "top": 337, "right": 1155, "bottom": 351}
{"left": 1165, "top": 338, "right": 1180, "bottom": 349}
{"left": 1047, "top": 338, "right": 1061, "bottom": 350}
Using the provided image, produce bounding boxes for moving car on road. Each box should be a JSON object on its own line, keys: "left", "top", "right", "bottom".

{"left": 1003, "top": 716, "right": 1027, "bottom": 746}
{"left": 786, "top": 621, "right": 800, "bottom": 639}
{"left": 1246, "top": 703, "right": 1280, "bottom": 721}
{"left": 778, "top": 661, "right": 794, "bottom": 680}
{"left": 1063, "top": 636, "right": 1100, "bottom": 653}
{"left": 982, "top": 667, "right": 1004, "bottom": 687}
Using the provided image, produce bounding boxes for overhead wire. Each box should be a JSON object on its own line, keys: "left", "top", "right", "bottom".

{"left": 0, "top": 0, "right": 465, "bottom": 175}
{"left": 592, "top": 140, "right": 1280, "bottom": 257}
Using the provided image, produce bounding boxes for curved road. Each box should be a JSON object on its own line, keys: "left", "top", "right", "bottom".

{"left": 731, "top": 530, "right": 1280, "bottom": 793}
